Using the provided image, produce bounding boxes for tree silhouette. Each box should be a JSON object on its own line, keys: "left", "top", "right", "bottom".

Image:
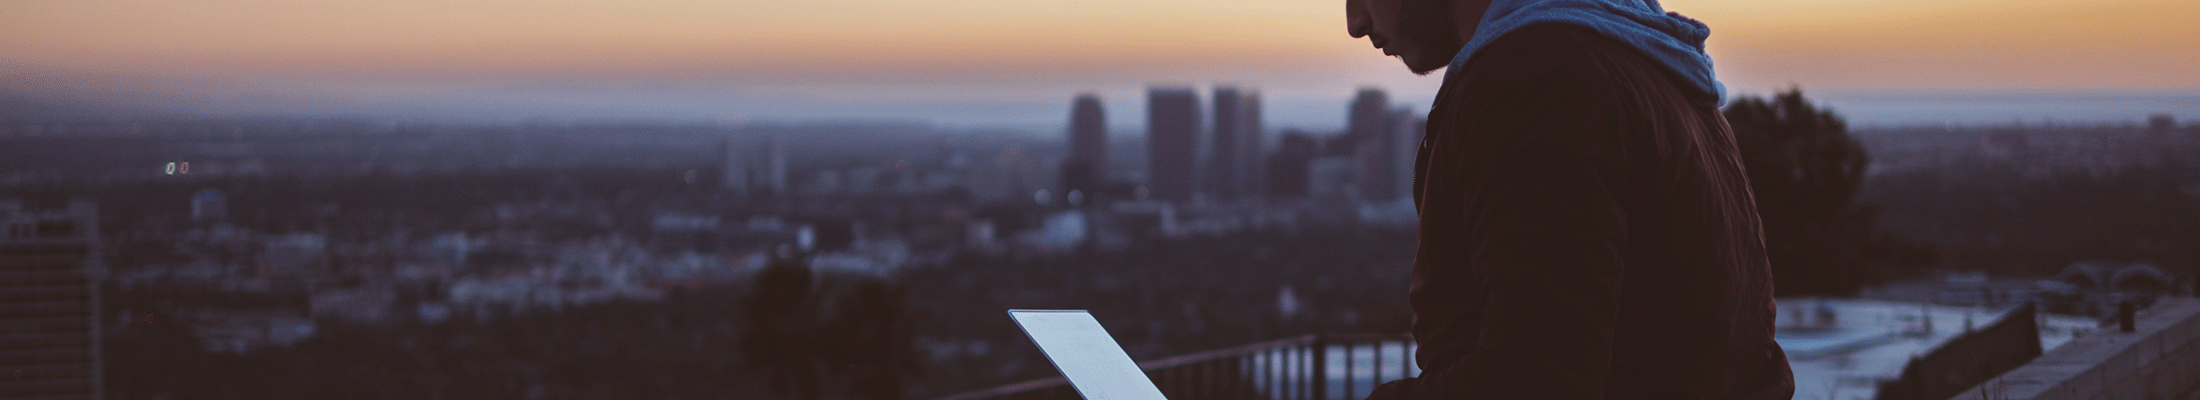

{"left": 1724, "top": 88, "right": 1936, "bottom": 296}
{"left": 742, "top": 252, "right": 823, "bottom": 400}
{"left": 822, "top": 277, "right": 924, "bottom": 400}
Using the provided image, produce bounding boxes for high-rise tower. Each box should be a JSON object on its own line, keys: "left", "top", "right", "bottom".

{"left": 1209, "top": 87, "right": 1264, "bottom": 199}
{"left": 1063, "top": 94, "right": 1109, "bottom": 194}
{"left": 719, "top": 136, "right": 787, "bottom": 197}
{"left": 1242, "top": 91, "right": 1265, "bottom": 198}
{"left": 720, "top": 138, "right": 748, "bottom": 192}
{"left": 1147, "top": 87, "right": 1202, "bottom": 202}
{"left": 1349, "top": 88, "right": 1399, "bottom": 201}
{"left": 1, "top": 198, "right": 103, "bottom": 400}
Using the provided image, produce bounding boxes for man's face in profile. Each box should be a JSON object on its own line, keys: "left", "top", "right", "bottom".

{"left": 1347, "top": 0, "right": 1479, "bottom": 75}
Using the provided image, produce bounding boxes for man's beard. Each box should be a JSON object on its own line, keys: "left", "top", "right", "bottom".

{"left": 1401, "top": 52, "right": 1455, "bottom": 76}
{"left": 1397, "top": 0, "right": 1464, "bottom": 75}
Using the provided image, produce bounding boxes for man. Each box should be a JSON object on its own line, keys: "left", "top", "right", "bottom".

{"left": 1346, "top": 0, "right": 1795, "bottom": 398}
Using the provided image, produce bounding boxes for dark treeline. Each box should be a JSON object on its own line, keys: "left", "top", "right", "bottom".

{"left": 1726, "top": 89, "right": 2200, "bottom": 296}
{"left": 1864, "top": 150, "right": 2200, "bottom": 277}
{"left": 107, "top": 270, "right": 923, "bottom": 400}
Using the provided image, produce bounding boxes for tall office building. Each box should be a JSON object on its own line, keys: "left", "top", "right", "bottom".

{"left": 1, "top": 198, "right": 103, "bottom": 400}
{"left": 1208, "top": 87, "right": 1265, "bottom": 199}
{"left": 1241, "top": 92, "right": 1266, "bottom": 197}
{"left": 1209, "top": 87, "right": 1244, "bottom": 199}
{"left": 760, "top": 137, "right": 788, "bottom": 196}
{"left": 1147, "top": 87, "right": 1202, "bottom": 202}
{"left": 719, "top": 137, "right": 788, "bottom": 197}
{"left": 719, "top": 138, "right": 748, "bottom": 192}
{"left": 1063, "top": 94, "right": 1109, "bottom": 194}
{"left": 1267, "top": 131, "right": 1319, "bottom": 198}
{"left": 1349, "top": 88, "right": 1400, "bottom": 201}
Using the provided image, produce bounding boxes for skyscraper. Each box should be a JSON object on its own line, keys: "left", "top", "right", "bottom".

{"left": 1062, "top": 93, "right": 1108, "bottom": 194}
{"left": 1210, "top": 87, "right": 1244, "bottom": 199}
{"left": 1242, "top": 91, "right": 1265, "bottom": 198}
{"left": 760, "top": 137, "right": 787, "bottom": 196}
{"left": 1208, "top": 87, "right": 1265, "bottom": 199}
{"left": 1, "top": 198, "right": 103, "bottom": 400}
{"left": 1268, "top": 130, "right": 1319, "bottom": 198}
{"left": 720, "top": 138, "right": 748, "bottom": 192}
{"left": 720, "top": 136, "right": 788, "bottom": 197}
{"left": 1147, "top": 86, "right": 1201, "bottom": 202}
{"left": 1349, "top": 88, "right": 1399, "bottom": 201}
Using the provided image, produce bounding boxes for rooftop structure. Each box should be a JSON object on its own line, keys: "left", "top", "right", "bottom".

{"left": 1147, "top": 87, "right": 1201, "bottom": 202}
{"left": 1, "top": 198, "right": 104, "bottom": 400}
{"left": 1209, "top": 86, "right": 1261, "bottom": 199}
{"left": 1064, "top": 93, "right": 1109, "bottom": 195}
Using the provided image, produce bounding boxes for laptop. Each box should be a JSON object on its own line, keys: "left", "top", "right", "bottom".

{"left": 1008, "top": 309, "right": 1169, "bottom": 400}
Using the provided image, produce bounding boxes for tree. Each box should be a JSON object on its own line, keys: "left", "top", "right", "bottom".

{"left": 1724, "top": 88, "right": 1935, "bottom": 296}
{"left": 743, "top": 252, "right": 823, "bottom": 400}
{"left": 821, "top": 277, "right": 924, "bottom": 400}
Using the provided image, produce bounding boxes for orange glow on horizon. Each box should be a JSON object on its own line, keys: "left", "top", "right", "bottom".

{"left": 2, "top": 0, "right": 2195, "bottom": 97}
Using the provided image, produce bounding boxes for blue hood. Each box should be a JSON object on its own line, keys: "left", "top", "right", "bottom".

{"left": 1446, "top": 0, "right": 1726, "bottom": 107}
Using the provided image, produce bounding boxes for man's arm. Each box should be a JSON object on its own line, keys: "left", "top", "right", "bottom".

{"left": 1378, "top": 31, "right": 1634, "bottom": 399}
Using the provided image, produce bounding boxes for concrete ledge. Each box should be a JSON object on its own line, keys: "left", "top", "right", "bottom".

{"left": 1953, "top": 298, "right": 2200, "bottom": 400}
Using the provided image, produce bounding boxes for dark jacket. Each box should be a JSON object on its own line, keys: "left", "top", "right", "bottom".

{"left": 1375, "top": 23, "right": 1794, "bottom": 400}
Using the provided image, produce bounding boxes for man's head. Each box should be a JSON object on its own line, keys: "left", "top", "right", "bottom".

{"left": 1347, "top": 0, "right": 1492, "bottom": 75}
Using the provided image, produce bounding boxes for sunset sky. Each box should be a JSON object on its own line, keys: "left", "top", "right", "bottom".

{"left": 3, "top": 0, "right": 2196, "bottom": 128}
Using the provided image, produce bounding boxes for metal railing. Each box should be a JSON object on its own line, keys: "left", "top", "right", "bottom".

{"left": 934, "top": 333, "right": 1418, "bottom": 400}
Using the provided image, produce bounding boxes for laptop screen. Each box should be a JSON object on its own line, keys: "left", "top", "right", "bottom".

{"left": 1008, "top": 310, "right": 1169, "bottom": 400}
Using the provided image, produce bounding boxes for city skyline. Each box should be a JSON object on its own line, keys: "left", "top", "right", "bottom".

{"left": 3, "top": 0, "right": 2198, "bottom": 128}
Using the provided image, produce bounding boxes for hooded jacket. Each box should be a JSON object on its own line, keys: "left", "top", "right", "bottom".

{"left": 1369, "top": 22, "right": 1795, "bottom": 400}
{"left": 1452, "top": 0, "right": 1726, "bottom": 107}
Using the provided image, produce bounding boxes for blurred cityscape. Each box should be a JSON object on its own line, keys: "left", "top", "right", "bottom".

{"left": 4, "top": 86, "right": 2199, "bottom": 399}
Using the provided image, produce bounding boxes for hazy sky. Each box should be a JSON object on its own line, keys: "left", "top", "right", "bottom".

{"left": 4, "top": 0, "right": 2196, "bottom": 128}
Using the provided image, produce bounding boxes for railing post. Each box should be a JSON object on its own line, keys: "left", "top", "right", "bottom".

{"left": 1188, "top": 361, "right": 1200, "bottom": 399}
{"left": 1260, "top": 349, "right": 1271, "bottom": 400}
{"left": 1373, "top": 340, "right": 1384, "bottom": 385}
{"left": 1284, "top": 342, "right": 1302, "bottom": 400}
{"left": 1343, "top": 341, "right": 1355, "bottom": 399}
{"left": 1295, "top": 344, "right": 1307, "bottom": 400}
{"left": 1241, "top": 354, "right": 1254, "bottom": 400}
{"left": 1173, "top": 364, "right": 1185, "bottom": 398}
{"left": 1199, "top": 360, "right": 1211, "bottom": 399}
{"left": 1312, "top": 335, "right": 1328, "bottom": 400}
{"left": 1264, "top": 350, "right": 1274, "bottom": 400}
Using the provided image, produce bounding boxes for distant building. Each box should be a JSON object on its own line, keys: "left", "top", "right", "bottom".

{"left": 1063, "top": 93, "right": 1109, "bottom": 195}
{"left": 1350, "top": 88, "right": 1402, "bottom": 201}
{"left": 719, "top": 136, "right": 789, "bottom": 196}
{"left": 1309, "top": 156, "right": 1360, "bottom": 200}
{"left": 1208, "top": 86, "right": 1263, "bottom": 199}
{"left": 1267, "top": 131, "right": 1320, "bottom": 198}
{"left": 1242, "top": 92, "right": 1266, "bottom": 197}
{"left": 191, "top": 188, "right": 227, "bottom": 223}
{"left": 1147, "top": 87, "right": 1202, "bottom": 202}
{"left": 261, "top": 233, "right": 328, "bottom": 272}
{"left": 1, "top": 198, "right": 104, "bottom": 400}
{"left": 719, "top": 138, "right": 748, "bottom": 193}
{"left": 760, "top": 137, "right": 788, "bottom": 196}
